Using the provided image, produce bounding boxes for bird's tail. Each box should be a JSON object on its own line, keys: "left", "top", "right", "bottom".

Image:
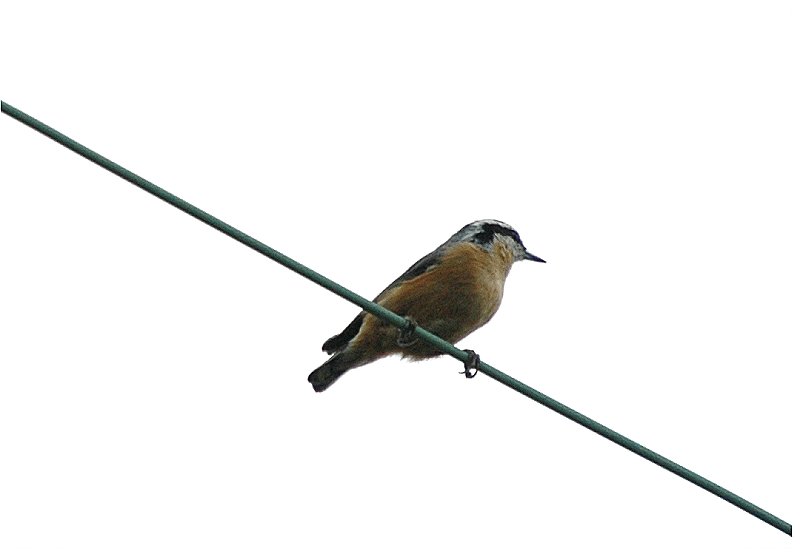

{"left": 308, "top": 353, "right": 352, "bottom": 393}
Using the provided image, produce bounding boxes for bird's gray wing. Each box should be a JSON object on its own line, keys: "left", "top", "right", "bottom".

{"left": 320, "top": 246, "right": 445, "bottom": 354}
{"left": 373, "top": 247, "right": 445, "bottom": 301}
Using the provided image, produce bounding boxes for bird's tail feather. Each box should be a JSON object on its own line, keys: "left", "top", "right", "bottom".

{"left": 308, "top": 353, "right": 350, "bottom": 393}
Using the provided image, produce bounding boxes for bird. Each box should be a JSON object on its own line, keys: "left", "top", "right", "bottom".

{"left": 307, "top": 219, "right": 545, "bottom": 392}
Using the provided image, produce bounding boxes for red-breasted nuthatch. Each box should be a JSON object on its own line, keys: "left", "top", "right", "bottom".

{"left": 308, "top": 219, "right": 545, "bottom": 392}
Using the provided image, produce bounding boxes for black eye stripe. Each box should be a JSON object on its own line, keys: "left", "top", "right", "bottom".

{"left": 473, "top": 223, "right": 523, "bottom": 247}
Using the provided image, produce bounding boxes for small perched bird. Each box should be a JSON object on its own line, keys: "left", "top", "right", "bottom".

{"left": 308, "top": 219, "right": 545, "bottom": 392}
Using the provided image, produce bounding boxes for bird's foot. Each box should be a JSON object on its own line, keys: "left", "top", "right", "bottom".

{"left": 460, "top": 349, "right": 480, "bottom": 378}
{"left": 397, "top": 317, "right": 419, "bottom": 347}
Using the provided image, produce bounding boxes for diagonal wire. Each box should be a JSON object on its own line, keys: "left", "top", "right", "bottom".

{"left": 1, "top": 100, "right": 791, "bottom": 537}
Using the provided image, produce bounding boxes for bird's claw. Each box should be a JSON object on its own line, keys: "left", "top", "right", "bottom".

{"left": 397, "top": 317, "right": 419, "bottom": 347}
{"left": 460, "top": 349, "right": 480, "bottom": 378}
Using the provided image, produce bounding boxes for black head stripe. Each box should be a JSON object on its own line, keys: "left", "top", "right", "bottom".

{"left": 473, "top": 222, "right": 523, "bottom": 248}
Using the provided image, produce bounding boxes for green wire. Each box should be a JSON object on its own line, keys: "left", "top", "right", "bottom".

{"left": 1, "top": 100, "right": 791, "bottom": 537}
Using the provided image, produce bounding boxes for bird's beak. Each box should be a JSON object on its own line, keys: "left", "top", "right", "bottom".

{"left": 524, "top": 251, "right": 546, "bottom": 263}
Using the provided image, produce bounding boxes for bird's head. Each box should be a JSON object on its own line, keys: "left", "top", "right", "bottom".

{"left": 450, "top": 219, "right": 545, "bottom": 264}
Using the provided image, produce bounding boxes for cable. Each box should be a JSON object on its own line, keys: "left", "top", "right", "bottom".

{"left": 1, "top": 100, "right": 791, "bottom": 537}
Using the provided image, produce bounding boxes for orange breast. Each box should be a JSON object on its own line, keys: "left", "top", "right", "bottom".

{"left": 362, "top": 242, "right": 514, "bottom": 359}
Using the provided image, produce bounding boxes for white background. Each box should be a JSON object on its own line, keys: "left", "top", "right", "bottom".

{"left": 1, "top": 2, "right": 797, "bottom": 555}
